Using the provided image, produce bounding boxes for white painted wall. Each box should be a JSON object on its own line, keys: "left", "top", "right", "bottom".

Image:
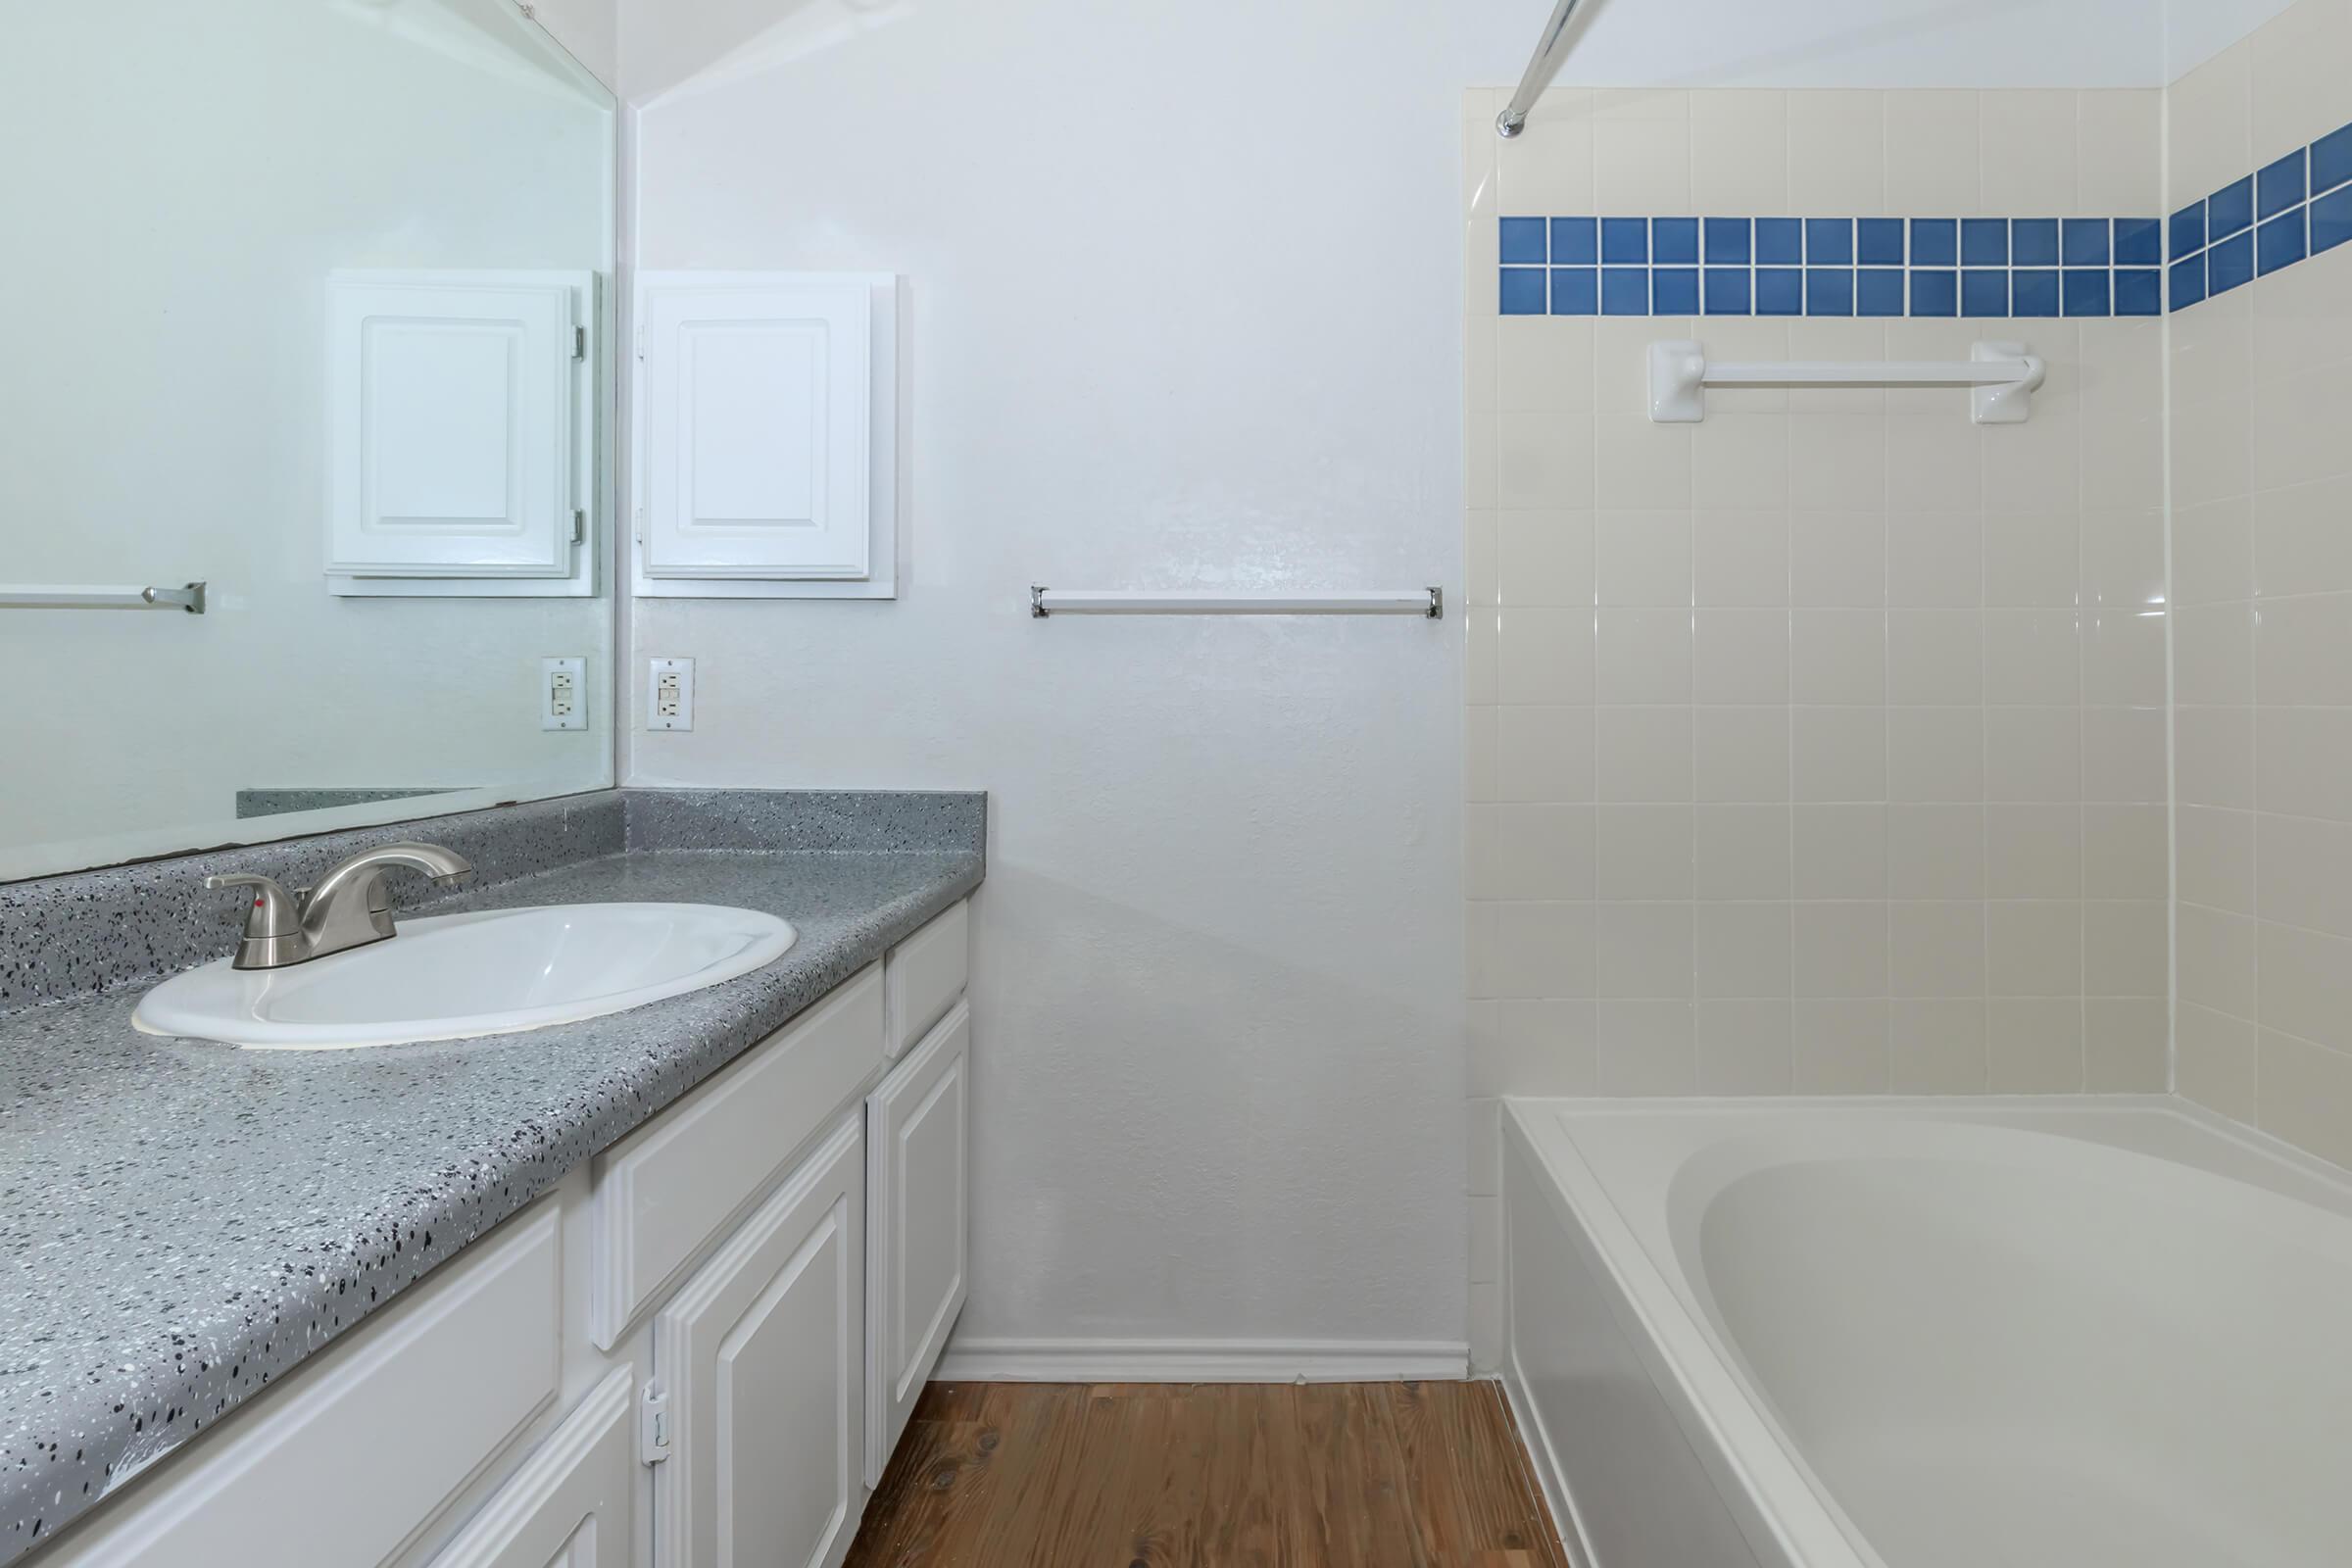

{"left": 623, "top": 0, "right": 1473, "bottom": 1353}
{"left": 618, "top": 0, "right": 2308, "bottom": 1352}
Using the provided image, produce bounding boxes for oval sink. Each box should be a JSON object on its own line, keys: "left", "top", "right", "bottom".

{"left": 133, "top": 903, "right": 797, "bottom": 1049}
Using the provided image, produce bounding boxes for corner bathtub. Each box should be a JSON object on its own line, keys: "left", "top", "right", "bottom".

{"left": 1499, "top": 1098, "right": 2352, "bottom": 1568}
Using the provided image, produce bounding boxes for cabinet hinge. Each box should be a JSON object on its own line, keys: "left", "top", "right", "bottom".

{"left": 574, "top": 325, "right": 587, "bottom": 361}
{"left": 640, "top": 1383, "right": 672, "bottom": 1465}
{"left": 571, "top": 509, "right": 587, "bottom": 545}
{"left": 635, "top": 324, "right": 646, "bottom": 361}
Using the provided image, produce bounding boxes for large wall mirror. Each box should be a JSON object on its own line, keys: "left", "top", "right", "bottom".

{"left": 0, "top": 0, "right": 615, "bottom": 882}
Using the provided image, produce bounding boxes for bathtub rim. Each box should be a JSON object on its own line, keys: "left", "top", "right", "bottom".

{"left": 1495, "top": 1093, "right": 2352, "bottom": 1568}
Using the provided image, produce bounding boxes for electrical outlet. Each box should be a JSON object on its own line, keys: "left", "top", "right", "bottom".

{"left": 541, "top": 657, "right": 587, "bottom": 731}
{"left": 647, "top": 657, "right": 695, "bottom": 731}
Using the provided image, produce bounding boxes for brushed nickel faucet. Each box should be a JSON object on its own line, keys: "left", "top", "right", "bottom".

{"left": 206, "top": 842, "right": 474, "bottom": 970}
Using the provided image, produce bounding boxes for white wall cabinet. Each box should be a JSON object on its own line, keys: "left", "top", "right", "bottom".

{"left": 863, "top": 1003, "right": 969, "bottom": 1483}
{"left": 32, "top": 899, "right": 971, "bottom": 1568}
{"left": 632, "top": 273, "right": 897, "bottom": 600}
{"left": 325, "top": 270, "right": 597, "bottom": 598}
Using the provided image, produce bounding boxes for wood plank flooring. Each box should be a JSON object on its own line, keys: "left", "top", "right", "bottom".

{"left": 843, "top": 1381, "right": 1570, "bottom": 1568}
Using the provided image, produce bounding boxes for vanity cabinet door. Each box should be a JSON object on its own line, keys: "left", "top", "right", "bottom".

{"left": 423, "top": 1369, "right": 635, "bottom": 1568}
{"left": 652, "top": 1115, "right": 865, "bottom": 1568}
{"left": 863, "top": 1002, "right": 969, "bottom": 1484}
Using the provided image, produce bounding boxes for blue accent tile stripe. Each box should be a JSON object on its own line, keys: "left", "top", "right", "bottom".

{"left": 2159, "top": 116, "right": 2352, "bottom": 311}
{"left": 1497, "top": 117, "right": 2352, "bottom": 322}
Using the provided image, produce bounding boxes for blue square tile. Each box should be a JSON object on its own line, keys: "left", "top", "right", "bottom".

{"left": 1856, "top": 268, "right": 1905, "bottom": 317}
{"left": 2012, "top": 270, "right": 2060, "bottom": 318}
{"left": 1549, "top": 267, "right": 1597, "bottom": 316}
{"left": 1910, "top": 270, "right": 1957, "bottom": 317}
{"left": 2316, "top": 122, "right": 2352, "bottom": 196}
{"left": 1652, "top": 267, "right": 1700, "bottom": 315}
{"left": 1550, "top": 217, "right": 1598, "bottom": 265}
{"left": 1961, "top": 218, "right": 2009, "bottom": 267}
{"left": 1755, "top": 267, "right": 1802, "bottom": 316}
{"left": 2113, "top": 218, "right": 2162, "bottom": 267}
{"left": 1704, "top": 218, "right": 1751, "bottom": 265}
{"left": 1499, "top": 217, "right": 1547, "bottom": 264}
{"left": 1805, "top": 268, "right": 1854, "bottom": 317}
{"left": 1601, "top": 218, "right": 1648, "bottom": 264}
{"left": 1501, "top": 267, "right": 1547, "bottom": 315}
{"left": 2169, "top": 255, "right": 2206, "bottom": 311}
{"left": 2062, "top": 218, "right": 2110, "bottom": 266}
{"left": 1601, "top": 266, "right": 1649, "bottom": 315}
{"left": 2315, "top": 184, "right": 2352, "bottom": 255}
{"left": 2211, "top": 175, "right": 2255, "bottom": 240}
{"left": 1910, "top": 219, "right": 1958, "bottom": 266}
{"left": 1543, "top": 267, "right": 1599, "bottom": 315}
{"left": 1961, "top": 270, "right": 2009, "bottom": 318}
{"left": 1756, "top": 218, "right": 1803, "bottom": 265}
{"left": 1653, "top": 218, "right": 1700, "bottom": 265}
{"left": 2170, "top": 203, "right": 2205, "bottom": 261}
{"left": 1805, "top": 219, "right": 1854, "bottom": 266}
{"left": 1703, "top": 267, "right": 1751, "bottom": 315}
{"left": 2258, "top": 209, "right": 2308, "bottom": 274}
{"left": 1857, "top": 218, "right": 1906, "bottom": 266}
{"left": 2062, "top": 269, "right": 2110, "bottom": 317}
{"left": 2209, "top": 229, "right": 2255, "bottom": 293}
{"left": 2114, "top": 269, "right": 2161, "bottom": 316}
{"left": 2013, "top": 219, "right": 2061, "bottom": 267}
{"left": 2259, "top": 148, "right": 2308, "bottom": 220}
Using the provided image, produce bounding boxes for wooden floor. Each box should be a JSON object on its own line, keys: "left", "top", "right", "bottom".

{"left": 843, "top": 1381, "right": 1570, "bottom": 1568}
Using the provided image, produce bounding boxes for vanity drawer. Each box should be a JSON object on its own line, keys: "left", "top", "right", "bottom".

{"left": 587, "top": 964, "right": 885, "bottom": 1347}
{"left": 884, "top": 900, "right": 967, "bottom": 1058}
{"left": 46, "top": 1202, "right": 561, "bottom": 1568}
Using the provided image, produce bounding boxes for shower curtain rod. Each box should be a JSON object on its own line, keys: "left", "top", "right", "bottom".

{"left": 1496, "top": 0, "right": 1590, "bottom": 138}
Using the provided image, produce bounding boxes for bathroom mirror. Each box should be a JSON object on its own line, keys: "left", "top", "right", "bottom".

{"left": 0, "top": 0, "right": 615, "bottom": 882}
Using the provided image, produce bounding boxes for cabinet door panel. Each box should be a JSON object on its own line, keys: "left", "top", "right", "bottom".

{"left": 425, "top": 1368, "right": 635, "bottom": 1568}
{"left": 654, "top": 1115, "right": 864, "bottom": 1568}
{"left": 864, "top": 1002, "right": 969, "bottom": 1483}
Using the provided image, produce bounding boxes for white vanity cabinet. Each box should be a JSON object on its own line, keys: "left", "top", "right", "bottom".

{"left": 863, "top": 1002, "right": 969, "bottom": 1482}
{"left": 32, "top": 898, "right": 972, "bottom": 1568}
{"left": 651, "top": 1117, "right": 865, "bottom": 1568}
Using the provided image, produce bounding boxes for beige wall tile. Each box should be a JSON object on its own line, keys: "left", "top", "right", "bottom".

{"left": 1885, "top": 91, "right": 1983, "bottom": 214}
{"left": 1891, "top": 1000, "right": 1990, "bottom": 1092}
{"left": 1697, "top": 1001, "right": 1796, "bottom": 1092}
{"left": 2177, "top": 1003, "right": 2258, "bottom": 1121}
{"left": 1786, "top": 92, "right": 1885, "bottom": 216}
{"left": 2258, "top": 1030, "right": 2352, "bottom": 1169}
{"left": 1793, "top": 999, "right": 1890, "bottom": 1091}
{"left": 2076, "top": 90, "right": 2162, "bottom": 216}
{"left": 1987, "top": 998, "right": 2087, "bottom": 1092}
{"left": 1979, "top": 90, "right": 2079, "bottom": 214}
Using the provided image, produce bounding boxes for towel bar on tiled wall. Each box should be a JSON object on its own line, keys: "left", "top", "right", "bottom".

{"left": 1647, "top": 339, "right": 2045, "bottom": 425}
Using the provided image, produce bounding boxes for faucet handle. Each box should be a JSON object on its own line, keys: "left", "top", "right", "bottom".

{"left": 205, "top": 873, "right": 303, "bottom": 939}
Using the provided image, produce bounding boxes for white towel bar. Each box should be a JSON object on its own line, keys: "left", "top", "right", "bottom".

{"left": 1648, "top": 340, "right": 2045, "bottom": 424}
{"left": 1030, "top": 587, "right": 1442, "bottom": 619}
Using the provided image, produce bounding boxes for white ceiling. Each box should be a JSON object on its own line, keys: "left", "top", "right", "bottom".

{"left": 1456, "top": 0, "right": 2298, "bottom": 91}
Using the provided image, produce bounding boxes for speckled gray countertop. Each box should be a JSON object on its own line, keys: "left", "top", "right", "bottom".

{"left": 0, "top": 789, "right": 983, "bottom": 1560}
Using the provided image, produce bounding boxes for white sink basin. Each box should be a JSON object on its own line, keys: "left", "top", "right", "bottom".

{"left": 133, "top": 903, "right": 797, "bottom": 1049}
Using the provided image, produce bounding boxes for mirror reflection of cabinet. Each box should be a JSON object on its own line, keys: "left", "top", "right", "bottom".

{"left": 0, "top": 0, "right": 617, "bottom": 883}
{"left": 325, "top": 270, "right": 599, "bottom": 596}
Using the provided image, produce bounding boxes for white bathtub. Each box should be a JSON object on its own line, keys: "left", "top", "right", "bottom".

{"left": 1499, "top": 1098, "right": 2352, "bottom": 1568}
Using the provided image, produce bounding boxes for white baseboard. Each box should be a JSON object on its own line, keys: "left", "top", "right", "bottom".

{"left": 931, "top": 1336, "right": 1470, "bottom": 1384}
